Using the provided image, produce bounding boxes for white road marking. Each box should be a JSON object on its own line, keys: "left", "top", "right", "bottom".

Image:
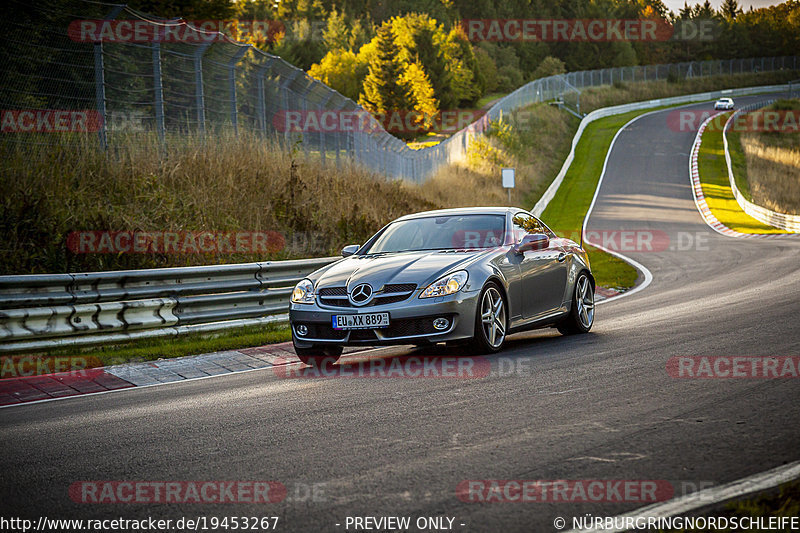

{"left": 582, "top": 110, "right": 659, "bottom": 305}
{"left": 564, "top": 460, "right": 800, "bottom": 533}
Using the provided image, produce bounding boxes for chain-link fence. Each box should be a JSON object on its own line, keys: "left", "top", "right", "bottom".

{"left": 1, "top": 0, "right": 797, "bottom": 183}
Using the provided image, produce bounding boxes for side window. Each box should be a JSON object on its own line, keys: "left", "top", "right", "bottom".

{"left": 512, "top": 213, "right": 552, "bottom": 243}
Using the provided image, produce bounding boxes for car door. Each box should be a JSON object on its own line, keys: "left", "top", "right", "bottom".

{"left": 512, "top": 213, "right": 568, "bottom": 320}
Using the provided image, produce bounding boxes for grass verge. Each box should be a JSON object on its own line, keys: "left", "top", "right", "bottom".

{"left": 698, "top": 112, "right": 792, "bottom": 234}
{"left": 476, "top": 92, "right": 509, "bottom": 109}
{"left": 5, "top": 323, "right": 293, "bottom": 370}
{"left": 725, "top": 127, "right": 752, "bottom": 201}
{"left": 540, "top": 109, "right": 658, "bottom": 291}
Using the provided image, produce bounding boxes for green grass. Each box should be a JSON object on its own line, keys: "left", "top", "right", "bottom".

{"left": 725, "top": 127, "right": 752, "bottom": 201}
{"left": 659, "top": 480, "right": 800, "bottom": 532}
{"left": 476, "top": 92, "right": 509, "bottom": 109}
{"left": 10, "top": 323, "right": 292, "bottom": 368}
{"left": 541, "top": 109, "right": 655, "bottom": 291}
{"left": 697, "top": 112, "right": 792, "bottom": 234}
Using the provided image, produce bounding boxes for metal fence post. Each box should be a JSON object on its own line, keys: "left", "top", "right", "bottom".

{"left": 152, "top": 42, "right": 165, "bottom": 145}
{"left": 194, "top": 41, "right": 212, "bottom": 134}
{"left": 93, "top": 6, "right": 123, "bottom": 150}
{"left": 256, "top": 69, "right": 267, "bottom": 137}
{"left": 319, "top": 93, "right": 334, "bottom": 167}
{"left": 228, "top": 46, "right": 250, "bottom": 135}
{"left": 279, "top": 71, "right": 302, "bottom": 148}
{"left": 299, "top": 87, "right": 310, "bottom": 158}
{"left": 93, "top": 42, "right": 107, "bottom": 150}
{"left": 254, "top": 57, "right": 275, "bottom": 138}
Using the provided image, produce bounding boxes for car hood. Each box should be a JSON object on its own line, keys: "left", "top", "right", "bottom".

{"left": 311, "top": 250, "right": 490, "bottom": 292}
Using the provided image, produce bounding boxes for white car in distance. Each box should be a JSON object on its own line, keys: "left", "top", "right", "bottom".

{"left": 714, "top": 97, "right": 735, "bottom": 110}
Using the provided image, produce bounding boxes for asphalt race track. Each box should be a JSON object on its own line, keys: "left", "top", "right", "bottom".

{"left": 2, "top": 96, "right": 799, "bottom": 532}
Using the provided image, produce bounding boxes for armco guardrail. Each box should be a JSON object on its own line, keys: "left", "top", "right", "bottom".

{"left": 723, "top": 102, "right": 800, "bottom": 232}
{"left": 532, "top": 83, "right": 793, "bottom": 217}
{"left": 0, "top": 257, "right": 338, "bottom": 353}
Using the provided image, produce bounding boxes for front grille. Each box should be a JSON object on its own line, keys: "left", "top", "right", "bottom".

{"left": 318, "top": 287, "right": 347, "bottom": 296}
{"left": 375, "top": 294, "right": 409, "bottom": 305}
{"left": 316, "top": 284, "right": 417, "bottom": 308}
{"left": 383, "top": 283, "right": 417, "bottom": 293}
{"left": 349, "top": 329, "right": 378, "bottom": 341}
{"left": 319, "top": 297, "right": 355, "bottom": 307}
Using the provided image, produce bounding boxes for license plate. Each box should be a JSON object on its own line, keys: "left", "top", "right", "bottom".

{"left": 332, "top": 313, "right": 390, "bottom": 330}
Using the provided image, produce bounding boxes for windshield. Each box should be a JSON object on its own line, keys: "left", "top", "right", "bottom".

{"left": 364, "top": 214, "right": 506, "bottom": 254}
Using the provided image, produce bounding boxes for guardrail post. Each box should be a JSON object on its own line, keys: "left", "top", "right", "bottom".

{"left": 152, "top": 42, "right": 165, "bottom": 145}
{"left": 194, "top": 41, "right": 212, "bottom": 134}
{"left": 228, "top": 46, "right": 250, "bottom": 136}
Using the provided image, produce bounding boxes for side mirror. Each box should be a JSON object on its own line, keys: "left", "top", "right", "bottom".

{"left": 516, "top": 233, "right": 549, "bottom": 254}
{"left": 341, "top": 244, "right": 360, "bottom": 257}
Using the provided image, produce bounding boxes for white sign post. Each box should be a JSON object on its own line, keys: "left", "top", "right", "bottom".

{"left": 502, "top": 168, "right": 515, "bottom": 204}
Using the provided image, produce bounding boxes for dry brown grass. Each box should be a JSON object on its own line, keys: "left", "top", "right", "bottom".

{"left": 420, "top": 103, "right": 578, "bottom": 209}
{"left": 740, "top": 134, "right": 800, "bottom": 215}
{"left": 0, "top": 132, "right": 438, "bottom": 274}
{"left": 0, "top": 103, "right": 576, "bottom": 275}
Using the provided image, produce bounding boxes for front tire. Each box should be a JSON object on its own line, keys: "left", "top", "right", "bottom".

{"left": 469, "top": 282, "right": 507, "bottom": 354}
{"left": 292, "top": 339, "right": 343, "bottom": 366}
{"left": 557, "top": 272, "right": 594, "bottom": 335}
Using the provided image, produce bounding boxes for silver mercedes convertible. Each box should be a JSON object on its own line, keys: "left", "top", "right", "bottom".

{"left": 289, "top": 207, "right": 595, "bottom": 365}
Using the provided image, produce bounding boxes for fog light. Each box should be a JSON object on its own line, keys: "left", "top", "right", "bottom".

{"left": 295, "top": 324, "right": 308, "bottom": 336}
{"left": 432, "top": 318, "right": 449, "bottom": 331}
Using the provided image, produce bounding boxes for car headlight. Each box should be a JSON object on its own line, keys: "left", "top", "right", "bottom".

{"left": 291, "top": 279, "right": 315, "bottom": 304}
{"left": 419, "top": 271, "right": 468, "bottom": 299}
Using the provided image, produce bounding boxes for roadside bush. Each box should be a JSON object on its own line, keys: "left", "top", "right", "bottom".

{"left": 497, "top": 65, "right": 524, "bottom": 92}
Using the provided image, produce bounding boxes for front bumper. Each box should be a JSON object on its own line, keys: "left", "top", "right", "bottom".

{"left": 289, "top": 289, "right": 481, "bottom": 347}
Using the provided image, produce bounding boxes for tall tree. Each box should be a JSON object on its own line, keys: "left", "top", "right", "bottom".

{"left": 390, "top": 14, "right": 454, "bottom": 109}
{"left": 720, "top": 0, "right": 743, "bottom": 20}
{"left": 323, "top": 8, "right": 350, "bottom": 51}
{"left": 359, "top": 23, "right": 413, "bottom": 116}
